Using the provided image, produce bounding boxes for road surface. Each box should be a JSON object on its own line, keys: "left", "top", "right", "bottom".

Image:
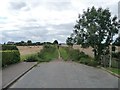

{"left": 10, "top": 60, "right": 118, "bottom": 88}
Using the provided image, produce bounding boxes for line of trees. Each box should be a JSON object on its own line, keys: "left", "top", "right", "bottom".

{"left": 6, "top": 40, "right": 59, "bottom": 46}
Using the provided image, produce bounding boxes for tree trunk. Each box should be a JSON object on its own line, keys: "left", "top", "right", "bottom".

{"left": 93, "top": 49, "right": 97, "bottom": 61}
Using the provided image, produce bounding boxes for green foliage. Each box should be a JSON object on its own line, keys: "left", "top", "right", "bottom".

{"left": 79, "top": 57, "right": 91, "bottom": 65}
{"left": 79, "top": 58, "right": 98, "bottom": 67}
{"left": 66, "top": 37, "right": 74, "bottom": 46}
{"left": 59, "top": 47, "right": 98, "bottom": 67}
{"left": 106, "top": 67, "right": 120, "bottom": 75}
{"left": 27, "top": 40, "right": 32, "bottom": 45}
{"left": 59, "top": 47, "right": 69, "bottom": 61}
{"left": 59, "top": 47, "right": 80, "bottom": 61}
{"left": 112, "top": 52, "right": 120, "bottom": 59}
{"left": 87, "top": 60, "right": 98, "bottom": 67}
{"left": 25, "top": 54, "right": 39, "bottom": 62}
{"left": 38, "top": 45, "right": 58, "bottom": 62}
{"left": 69, "top": 49, "right": 80, "bottom": 61}
{"left": 1, "top": 50, "right": 20, "bottom": 67}
{"left": 69, "top": 6, "right": 119, "bottom": 63}
{"left": 114, "top": 36, "right": 120, "bottom": 46}
{"left": 2, "top": 45, "right": 18, "bottom": 50}
{"left": 53, "top": 40, "right": 58, "bottom": 45}
{"left": 111, "top": 59, "right": 120, "bottom": 69}
{"left": 79, "top": 52, "right": 89, "bottom": 59}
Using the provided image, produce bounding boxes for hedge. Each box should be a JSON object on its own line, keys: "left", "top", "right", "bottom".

{"left": 1, "top": 50, "right": 20, "bottom": 67}
{"left": 2, "top": 45, "right": 18, "bottom": 50}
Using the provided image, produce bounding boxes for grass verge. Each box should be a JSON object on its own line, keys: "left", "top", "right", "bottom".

{"left": 106, "top": 67, "right": 120, "bottom": 75}
{"left": 22, "top": 45, "right": 59, "bottom": 62}
{"left": 38, "top": 45, "right": 59, "bottom": 62}
{"left": 20, "top": 53, "right": 38, "bottom": 61}
{"left": 59, "top": 47, "right": 69, "bottom": 60}
{"left": 59, "top": 46, "right": 98, "bottom": 67}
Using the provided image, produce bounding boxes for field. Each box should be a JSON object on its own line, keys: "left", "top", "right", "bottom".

{"left": 61, "top": 45, "right": 120, "bottom": 58}
{"left": 17, "top": 46, "right": 43, "bottom": 56}
{"left": 61, "top": 45, "right": 94, "bottom": 58}
{"left": 17, "top": 46, "right": 43, "bottom": 61}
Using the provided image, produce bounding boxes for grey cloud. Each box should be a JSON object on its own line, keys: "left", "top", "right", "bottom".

{"left": 9, "top": 1, "right": 26, "bottom": 10}
{"left": 1, "top": 22, "right": 74, "bottom": 43}
{"left": 48, "top": 23, "right": 74, "bottom": 35}
{"left": 52, "top": 23, "right": 74, "bottom": 30}
{"left": 30, "top": 0, "right": 72, "bottom": 11}
{"left": 82, "top": 0, "right": 118, "bottom": 16}
{"left": 2, "top": 30, "right": 27, "bottom": 43}
{"left": 46, "top": 0, "right": 72, "bottom": 11}
{"left": 25, "top": 19, "right": 37, "bottom": 22}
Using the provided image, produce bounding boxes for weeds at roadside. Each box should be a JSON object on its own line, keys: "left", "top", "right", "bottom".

{"left": 59, "top": 46, "right": 98, "bottom": 67}
{"left": 23, "top": 45, "right": 59, "bottom": 62}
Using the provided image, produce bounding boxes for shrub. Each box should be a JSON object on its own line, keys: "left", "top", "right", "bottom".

{"left": 112, "top": 52, "right": 120, "bottom": 59}
{"left": 70, "top": 49, "right": 80, "bottom": 61}
{"left": 59, "top": 47, "right": 69, "bottom": 61}
{"left": 79, "top": 57, "right": 98, "bottom": 67}
{"left": 2, "top": 50, "right": 20, "bottom": 67}
{"left": 59, "top": 47, "right": 98, "bottom": 67}
{"left": 2, "top": 45, "right": 18, "bottom": 50}
{"left": 25, "top": 55, "right": 39, "bottom": 62}
{"left": 79, "top": 57, "right": 90, "bottom": 65}
{"left": 87, "top": 60, "right": 98, "bottom": 67}
{"left": 111, "top": 59, "right": 120, "bottom": 69}
{"left": 79, "top": 52, "right": 89, "bottom": 59}
{"left": 38, "top": 45, "right": 58, "bottom": 62}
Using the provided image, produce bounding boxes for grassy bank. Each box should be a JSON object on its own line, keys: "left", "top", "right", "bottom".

{"left": 59, "top": 46, "right": 97, "bottom": 67}
{"left": 106, "top": 67, "right": 120, "bottom": 75}
{"left": 59, "top": 47, "right": 69, "bottom": 60}
{"left": 38, "top": 45, "right": 59, "bottom": 62}
{"left": 20, "top": 53, "right": 38, "bottom": 61}
{"left": 24, "top": 45, "right": 59, "bottom": 62}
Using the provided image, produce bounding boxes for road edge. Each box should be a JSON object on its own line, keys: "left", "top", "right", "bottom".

{"left": 2, "top": 62, "right": 38, "bottom": 90}
{"left": 100, "top": 67, "right": 120, "bottom": 78}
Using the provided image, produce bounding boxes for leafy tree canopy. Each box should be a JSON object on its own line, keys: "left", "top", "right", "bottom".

{"left": 69, "top": 6, "right": 119, "bottom": 62}
{"left": 53, "top": 40, "right": 58, "bottom": 45}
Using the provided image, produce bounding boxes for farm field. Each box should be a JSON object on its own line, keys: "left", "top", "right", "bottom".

{"left": 17, "top": 46, "right": 43, "bottom": 56}
{"left": 61, "top": 45, "right": 94, "bottom": 58}
{"left": 17, "top": 46, "right": 43, "bottom": 61}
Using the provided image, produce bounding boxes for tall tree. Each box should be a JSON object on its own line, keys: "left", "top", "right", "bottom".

{"left": 66, "top": 37, "right": 74, "bottom": 47}
{"left": 53, "top": 40, "right": 58, "bottom": 45}
{"left": 71, "top": 7, "right": 119, "bottom": 63}
{"left": 27, "top": 40, "right": 32, "bottom": 45}
{"left": 114, "top": 36, "right": 120, "bottom": 46}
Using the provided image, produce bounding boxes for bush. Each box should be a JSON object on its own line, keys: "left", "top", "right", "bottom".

{"left": 111, "top": 59, "right": 120, "bottom": 69}
{"left": 25, "top": 55, "right": 39, "bottom": 62}
{"left": 59, "top": 47, "right": 98, "bottom": 67}
{"left": 79, "top": 52, "right": 89, "bottom": 59}
{"left": 112, "top": 52, "right": 120, "bottom": 59}
{"left": 87, "top": 60, "right": 98, "bottom": 67}
{"left": 79, "top": 57, "right": 98, "bottom": 67}
{"left": 59, "top": 47, "right": 69, "bottom": 61}
{"left": 1, "top": 50, "right": 20, "bottom": 67}
{"left": 38, "top": 45, "right": 58, "bottom": 62}
{"left": 79, "top": 57, "right": 90, "bottom": 65}
{"left": 2, "top": 45, "right": 18, "bottom": 50}
{"left": 70, "top": 49, "right": 80, "bottom": 61}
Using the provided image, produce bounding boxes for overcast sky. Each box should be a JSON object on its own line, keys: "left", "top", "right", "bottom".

{"left": 0, "top": 0, "right": 119, "bottom": 43}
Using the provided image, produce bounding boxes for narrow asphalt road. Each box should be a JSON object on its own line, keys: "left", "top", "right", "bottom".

{"left": 10, "top": 60, "right": 118, "bottom": 88}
